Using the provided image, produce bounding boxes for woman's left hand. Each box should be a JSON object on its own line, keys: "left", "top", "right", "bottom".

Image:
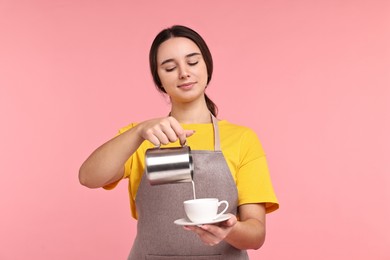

{"left": 183, "top": 213, "right": 238, "bottom": 246}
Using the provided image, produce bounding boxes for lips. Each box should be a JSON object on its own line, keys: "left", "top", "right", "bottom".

{"left": 178, "top": 82, "right": 196, "bottom": 89}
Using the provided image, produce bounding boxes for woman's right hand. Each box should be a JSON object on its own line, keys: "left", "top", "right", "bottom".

{"left": 136, "top": 116, "right": 195, "bottom": 146}
{"left": 79, "top": 116, "right": 194, "bottom": 188}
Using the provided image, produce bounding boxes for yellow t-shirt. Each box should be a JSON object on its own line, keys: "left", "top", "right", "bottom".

{"left": 105, "top": 120, "right": 279, "bottom": 219}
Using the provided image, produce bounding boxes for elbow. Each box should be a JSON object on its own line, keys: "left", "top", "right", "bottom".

{"left": 252, "top": 239, "right": 265, "bottom": 250}
{"left": 252, "top": 232, "right": 266, "bottom": 250}
{"left": 78, "top": 172, "right": 89, "bottom": 187}
{"left": 78, "top": 167, "right": 89, "bottom": 187}
{"left": 78, "top": 165, "right": 98, "bottom": 189}
{"left": 78, "top": 163, "right": 114, "bottom": 189}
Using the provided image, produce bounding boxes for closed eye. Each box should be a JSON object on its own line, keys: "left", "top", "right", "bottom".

{"left": 165, "top": 67, "right": 176, "bottom": 72}
{"left": 188, "top": 61, "right": 198, "bottom": 66}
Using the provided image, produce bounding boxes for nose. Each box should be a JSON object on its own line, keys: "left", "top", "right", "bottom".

{"left": 179, "top": 66, "right": 190, "bottom": 79}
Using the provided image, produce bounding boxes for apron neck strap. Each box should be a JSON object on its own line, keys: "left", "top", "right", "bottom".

{"left": 211, "top": 114, "right": 221, "bottom": 151}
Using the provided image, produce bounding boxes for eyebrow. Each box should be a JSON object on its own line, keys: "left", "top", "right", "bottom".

{"left": 160, "top": 52, "right": 201, "bottom": 66}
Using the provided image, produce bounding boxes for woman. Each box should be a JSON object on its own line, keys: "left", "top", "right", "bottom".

{"left": 79, "top": 25, "right": 279, "bottom": 259}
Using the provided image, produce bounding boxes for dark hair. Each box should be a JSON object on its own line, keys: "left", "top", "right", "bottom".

{"left": 149, "top": 25, "right": 218, "bottom": 116}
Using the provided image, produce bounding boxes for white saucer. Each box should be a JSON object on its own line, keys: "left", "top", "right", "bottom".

{"left": 174, "top": 214, "right": 231, "bottom": 226}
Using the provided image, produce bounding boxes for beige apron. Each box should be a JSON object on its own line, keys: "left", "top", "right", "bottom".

{"left": 128, "top": 116, "right": 249, "bottom": 260}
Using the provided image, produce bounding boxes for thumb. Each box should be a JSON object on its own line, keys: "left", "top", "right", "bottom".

{"left": 179, "top": 130, "right": 195, "bottom": 146}
{"left": 222, "top": 214, "right": 237, "bottom": 227}
{"left": 185, "top": 129, "right": 195, "bottom": 137}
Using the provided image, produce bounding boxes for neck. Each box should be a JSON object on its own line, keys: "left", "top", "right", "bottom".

{"left": 170, "top": 102, "right": 212, "bottom": 124}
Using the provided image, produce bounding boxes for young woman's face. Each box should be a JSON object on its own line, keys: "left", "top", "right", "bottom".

{"left": 156, "top": 37, "right": 208, "bottom": 105}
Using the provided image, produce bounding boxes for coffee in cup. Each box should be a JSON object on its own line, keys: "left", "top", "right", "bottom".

{"left": 183, "top": 198, "right": 229, "bottom": 223}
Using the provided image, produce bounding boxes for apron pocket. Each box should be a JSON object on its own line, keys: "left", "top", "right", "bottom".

{"left": 146, "top": 255, "right": 222, "bottom": 260}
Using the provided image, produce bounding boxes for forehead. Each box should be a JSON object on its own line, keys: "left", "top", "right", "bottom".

{"left": 157, "top": 37, "right": 201, "bottom": 62}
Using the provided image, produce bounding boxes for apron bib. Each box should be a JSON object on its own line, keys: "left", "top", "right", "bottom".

{"left": 128, "top": 116, "right": 249, "bottom": 260}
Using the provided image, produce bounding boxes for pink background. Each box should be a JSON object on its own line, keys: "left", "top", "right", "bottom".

{"left": 1, "top": 0, "right": 389, "bottom": 259}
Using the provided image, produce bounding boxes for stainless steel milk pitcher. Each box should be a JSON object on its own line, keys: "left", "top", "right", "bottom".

{"left": 145, "top": 145, "right": 193, "bottom": 185}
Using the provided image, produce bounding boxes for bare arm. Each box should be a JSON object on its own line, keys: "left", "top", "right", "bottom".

{"left": 78, "top": 126, "right": 144, "bottom": 188}
{"left": 223, "top": 203, "right": 266, "bottom": 249}
{"left": 184, "top": 203, "right": 266, "bottom": 250}
{"left": 79, "top": 116, "right": 194, "bottom": 188}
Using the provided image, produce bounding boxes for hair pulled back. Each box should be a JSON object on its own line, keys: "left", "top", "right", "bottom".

{"left": 149, "top": 25, "right": 218, "bottom": 116}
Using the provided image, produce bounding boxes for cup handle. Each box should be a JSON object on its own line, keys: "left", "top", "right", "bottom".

{"left": 214, "top": 200, "right": 229, "bottom": 219}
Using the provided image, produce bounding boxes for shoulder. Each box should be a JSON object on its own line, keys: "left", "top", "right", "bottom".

{"left": 219, "top": 120, "right": 265, "bottom": 156}
{"left": 219, "top": 120, "right": 260, "bottom": 139}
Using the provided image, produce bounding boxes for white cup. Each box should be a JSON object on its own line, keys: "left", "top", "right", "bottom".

{"left": 184, "top": 198, "right": 229, "bottom": 223}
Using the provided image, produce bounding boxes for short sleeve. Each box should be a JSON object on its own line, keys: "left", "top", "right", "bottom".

{"left": 236, "top": 130, "right": 279, "bottom": 213}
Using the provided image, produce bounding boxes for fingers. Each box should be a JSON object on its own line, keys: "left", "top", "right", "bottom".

{"left": 159, "top": 119, "right": 182, "bottom": 144}
{"left": 184, "top": 221, "right": 235, "bottom": 247}
{"left": 166, "top": 118, "right": 185, "bottom": 145}
{"left": 147, "top": 134, "right": 161, "bottom": 147}
{"left": 168, "top": 117, "right": 194, "bottom": 146}
{"left": 185, "top": 130, "right": 195, "bottom": 138}
{"left": 197, "top": 225, "right": 225, "bottom": 246}
{"left": 184, "top": 225, "right": 216, "bottom": 245}
{"left": 144, "top": 125, "right": 175, "bottom": 146}
{"left": 140, "top": 117, "right": 194, "bottom": 146}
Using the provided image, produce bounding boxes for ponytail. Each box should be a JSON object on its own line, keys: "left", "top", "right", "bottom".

{"left": 205, "top": 94, "right": 218, "bottom": 117}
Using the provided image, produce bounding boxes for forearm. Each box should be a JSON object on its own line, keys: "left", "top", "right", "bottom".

{"left": 79, "top": 116, "right": 195, "bottom": 188}
{"left": 79, "top": 127, "right": 143, "bottom": 188}
{"left": 224, "top": 218, "right": 266, "bottom": 250}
